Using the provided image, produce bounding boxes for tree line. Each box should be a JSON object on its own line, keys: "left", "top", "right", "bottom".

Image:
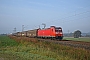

{"left": 64, "top": 30, "right": 90, "bottom": 38}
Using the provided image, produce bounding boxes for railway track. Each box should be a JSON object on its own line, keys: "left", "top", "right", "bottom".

{"left": 37, "top": 38, "right": 90, "bottom": 50}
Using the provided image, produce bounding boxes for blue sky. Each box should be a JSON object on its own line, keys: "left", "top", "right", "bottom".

{"left": 0, "top": 0, "right": 90, "bottom": 34}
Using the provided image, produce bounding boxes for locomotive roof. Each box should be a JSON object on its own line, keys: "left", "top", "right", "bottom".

{"left": 38, "top": 26, "right": 62, "bottom": 30}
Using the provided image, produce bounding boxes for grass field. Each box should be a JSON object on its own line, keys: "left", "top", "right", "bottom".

{"left": 0, "top": 36, "right": 90, "bottom": 60}
{"left": 63, "top": 37, "right": 90, "bottom": 42}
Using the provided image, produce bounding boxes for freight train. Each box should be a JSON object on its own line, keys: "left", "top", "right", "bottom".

{"left": 12, "top": 26, "right": 63, "bottom": 40}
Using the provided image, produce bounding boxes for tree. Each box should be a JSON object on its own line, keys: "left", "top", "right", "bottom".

{"left": 74, "top": 30, "right": 81, "bottom": 38}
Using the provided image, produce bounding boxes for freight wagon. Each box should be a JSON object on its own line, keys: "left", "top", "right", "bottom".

{"left": 27, "top": 29, "right": 37, "bottom": 37}
{"left": 16, "top": 29, "right": 37, "bottom": 37}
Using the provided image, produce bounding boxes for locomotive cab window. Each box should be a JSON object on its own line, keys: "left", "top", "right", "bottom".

{"left": 55, "top": 28, "right": 62, "bottom": 32}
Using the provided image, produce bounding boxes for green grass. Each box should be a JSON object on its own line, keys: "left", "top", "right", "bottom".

{"left": 0, "top": 36, "right": 19, "bottom": 47}
{"left": 0, "top": 36, "right": 90, "bottom": 60}
{"left": 63, "top": 37, "right": 90, "bottom": 42}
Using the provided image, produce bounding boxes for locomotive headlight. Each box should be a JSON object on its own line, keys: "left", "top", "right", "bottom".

{"left": 60, "top": 32, "right": 62, "bottom": 34}
{"left": 56, "top": 32, "right": 58, "bottom": 34}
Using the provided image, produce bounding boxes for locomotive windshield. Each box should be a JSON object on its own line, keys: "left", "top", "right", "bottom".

{"left": 55, "top": 28, "right": 62, "bottom": 32}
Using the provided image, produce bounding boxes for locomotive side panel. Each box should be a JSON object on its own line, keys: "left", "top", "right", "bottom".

{"left": 38, "top": 28, "right": 51, "bottom": 37}
{"left": 37, "top": 27, "right": 56, "bottom": 38}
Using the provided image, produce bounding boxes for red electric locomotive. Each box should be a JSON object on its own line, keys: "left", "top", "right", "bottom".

{"left": 37, "top": 26, "right": 63, "bottom": 40}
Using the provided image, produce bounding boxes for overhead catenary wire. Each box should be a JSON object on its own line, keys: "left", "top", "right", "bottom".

{"left": 34, "top": 10, "right": 90, "bottom": 29}
{"left": 46, "top": 6, "right": 90, "bottom": 24}
{"left": 31, "top": 6, "right": 90, "bottom": 29}
{"left": 45, "top": 10, "right": 90, "bottom": 24}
